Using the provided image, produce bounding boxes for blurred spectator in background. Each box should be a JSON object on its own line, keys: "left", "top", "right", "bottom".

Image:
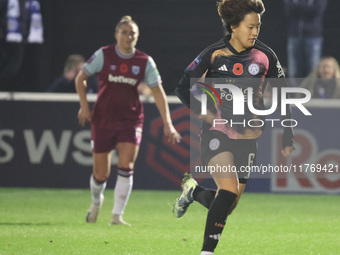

{"left": 46, "top": 54, "right": 97, "bottom": 93}
{"left": 284, "top": 0, "right": 328, "bottom": 81}
{"left": 299, "top": 56, "right": 340, "bottom": 99}
{"left": 0, "top": 0, "right": 43, "bottom": 91}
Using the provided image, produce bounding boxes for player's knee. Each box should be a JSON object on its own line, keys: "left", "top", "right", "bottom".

{"left": 118, "top": 162, "right": 134, "bottom": 170}
{"left": 93, "top": 172, "right": 109, "bottom": 183}
{"left": 217, "top": 184, "right": 239, "bottom": 195}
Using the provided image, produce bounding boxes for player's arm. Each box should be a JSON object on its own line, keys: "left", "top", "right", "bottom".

{"left": 75, "top": 70, "right": 91, "bottom": 126}
{"left": 151, "top": 85, "right": 181, "bottom": 144}
{"left": 176, "top": 51, "right": 216, "bottom": 125}
{"left": 75, "top": 49, "right": 104, "bottom": 127}
{"left": 144, "top": 57, "right": 181, "bottom": 144}
{"left": 267, "top": 55, "right": 294, "bottom": 158}
{"left": 176, "top": 53, "right": 212, "bottom": 116}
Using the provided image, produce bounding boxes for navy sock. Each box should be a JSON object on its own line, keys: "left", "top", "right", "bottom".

{"left": 202, "top": 189, "right": 237, "bottom": 252}
{"left": 193, "top": 185, "right": 216, "bottom": 209}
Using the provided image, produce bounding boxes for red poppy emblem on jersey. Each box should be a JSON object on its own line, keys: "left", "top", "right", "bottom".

{"left": 120, "top": 63, "right": 128, "bottom": 74}
{"left": 233, "top": 63, "right": 244, "bottom": 75}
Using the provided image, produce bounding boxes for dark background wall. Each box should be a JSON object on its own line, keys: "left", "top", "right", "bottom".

{"left": 1, "top": 98, "right": 339, "bottom": 192}
{"left": 9, "top": 0, "right": 340, "bottom": 93}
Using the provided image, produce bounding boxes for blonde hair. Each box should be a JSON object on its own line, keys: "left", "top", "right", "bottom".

{"left": 115, "top": 15, "right": 138, "bottom": 33}
{"left": 316, "top": 56, "right": 340, "bottom": 79}
{"left": 300, "top": 56, "right": 340, "bottom": 99}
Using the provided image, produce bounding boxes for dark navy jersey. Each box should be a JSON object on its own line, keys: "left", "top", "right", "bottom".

{"left": 176, "top": 35, "right": 294, "bottom": 147}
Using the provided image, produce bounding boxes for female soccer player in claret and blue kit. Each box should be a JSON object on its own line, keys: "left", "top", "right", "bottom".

{"left": 75, "top": 16, "right": 181, "bottom": 226}
{"left": 173, "top": 0, "right": 295, "bottom": 254}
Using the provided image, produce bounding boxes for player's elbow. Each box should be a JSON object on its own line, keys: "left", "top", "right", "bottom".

{"left": 75, "top": 71, "right": 88, "bottom": 91}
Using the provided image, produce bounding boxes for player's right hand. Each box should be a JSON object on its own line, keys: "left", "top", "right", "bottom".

{"left": 281, "top": 146, "right": 294, "bottom": 158}
{"left": 164, "top": 123, "right": 182, "bottom": 144}
{"left": 77, "top": 108, "right": 91, "bottom": 126}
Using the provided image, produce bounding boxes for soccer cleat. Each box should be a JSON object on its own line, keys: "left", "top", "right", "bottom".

{"left": 86, "top": 195, "right": 104, "bottom": 223}
{"left": 173, "top": 173, "right": 197, "bottom": 218}
{"left": 109, "top": 214, "right": 131, "bottom": 227}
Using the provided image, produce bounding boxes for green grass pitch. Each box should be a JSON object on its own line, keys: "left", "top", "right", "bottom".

{"left": 0, "top": 188, "right": 339, "bottom": 255}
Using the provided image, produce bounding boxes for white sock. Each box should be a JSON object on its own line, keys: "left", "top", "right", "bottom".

{"left": 201, "top": 251, "right": 214, "bottom": 255}
{"left": 90, "top": 175, "right": 106, "bottom": 206}
{"left": 112, "top": 175, "right": 133, "bottom": 215}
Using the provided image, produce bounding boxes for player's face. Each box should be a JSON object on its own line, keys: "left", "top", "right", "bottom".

{"left": 115, "top": 23, "right": 139, "bottom": 54}
{"left": 230, "top": 12, "right": 261, "bottom": 52}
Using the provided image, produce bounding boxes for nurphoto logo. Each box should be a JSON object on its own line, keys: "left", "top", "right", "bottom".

{"left": 197, "top": 79, "right": 312, "bottom": 128}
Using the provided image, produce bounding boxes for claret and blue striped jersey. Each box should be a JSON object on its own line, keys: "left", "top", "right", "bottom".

{"left": 83, "top": 44, "right": 161, "bottom": 129}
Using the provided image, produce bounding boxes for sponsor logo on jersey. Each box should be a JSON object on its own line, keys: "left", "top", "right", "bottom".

{"left": 135, "top": 127, "right": 142, "bottom": 138}
{"left": 132, "top": 65, "right": 140, "bottom": 75}
{"left": 218, "top": 64, "right": 228, "bottom": 72}
{"left": 108, "top": 74, "right": 137, "bottom": 86}
{"left": 248, "top": 63, "right": 260, "bottom": 75}
{"left": 187, "top": 56, "right": 202, "bottom": 71}
{"left": 276, "top": 60, "right": 284, "bottom": 77}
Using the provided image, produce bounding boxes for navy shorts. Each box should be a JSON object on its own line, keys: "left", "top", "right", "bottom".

{"left": 200, "top": 130, "right": 257, "bottom": 184}
{"left": 91, "top": 124, "right": 143, "bottom": 153}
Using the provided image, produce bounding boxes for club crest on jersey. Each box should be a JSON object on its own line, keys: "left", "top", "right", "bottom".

{"left": 209, "top": 138, "right": 220, "bottom": 151}
{"left": 132, "top": 65, "right": 140, "bottom": 75}
{"left": 248, "top": 63, "right": 260, "bottom": 75}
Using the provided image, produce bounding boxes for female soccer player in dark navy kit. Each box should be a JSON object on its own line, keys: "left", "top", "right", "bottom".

{"left": 75, "top": 16, "right": 181, "bottom": 226}
{"left": 173, "top": 0, "right": 294, "bottom": 254}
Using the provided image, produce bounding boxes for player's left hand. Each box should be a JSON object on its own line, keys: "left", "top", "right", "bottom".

{"left": 282, "top": 146, "right": 294, "bottom": 158}
{"left": 164, "top": 124, "right": 182, "bottom": 144}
